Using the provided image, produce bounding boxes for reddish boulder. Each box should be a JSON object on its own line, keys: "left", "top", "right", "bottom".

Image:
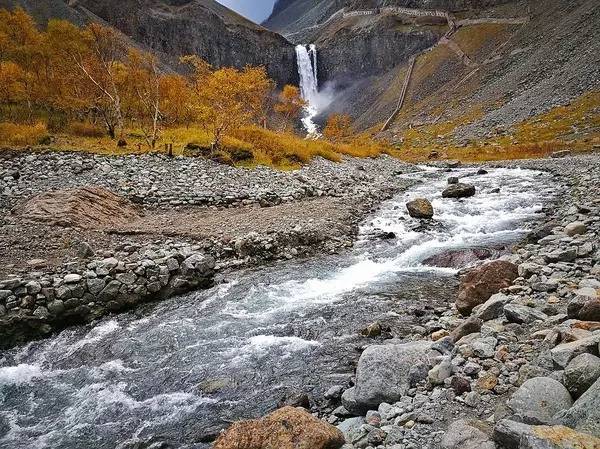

{"left": 213, "top": 406, "right": 345, "bottom": 449}
{"left": 456, "top": 260, "right": 519, "bottom": 316}
{"left": 578, "top": 300, "right": 600, "bottom": 322}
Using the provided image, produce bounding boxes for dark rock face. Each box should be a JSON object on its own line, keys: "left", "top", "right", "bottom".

{"left": 77, "top": 0, "right": 297, "bottom": 85}
{"left": 316, "top": 16, "right": 440, "bottom": 83}
{"left": 456, "top": 260, "right": 518, "bottom": 316}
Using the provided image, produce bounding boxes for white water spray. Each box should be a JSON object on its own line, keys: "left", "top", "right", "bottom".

{"left": 295, "top": 44, "right": 320, "bottom": 136}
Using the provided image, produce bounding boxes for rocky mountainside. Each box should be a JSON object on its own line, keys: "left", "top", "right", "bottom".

{"left": 263, "top": 0, "right": 599, "bottom": 154}
{"left": 264, "top": 0, "right": 513, "bottom": 34}
{"left": 0, "top": 0, "right": 298, "bottom": 85}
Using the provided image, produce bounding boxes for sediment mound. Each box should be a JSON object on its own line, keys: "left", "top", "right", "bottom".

{"left": 13, "top": 186, "right": 141, "bottom": 228}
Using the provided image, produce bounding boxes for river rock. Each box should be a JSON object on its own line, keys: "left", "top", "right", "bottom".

{"left": 428, "top": 356, "right": 453, "bottom": 385}
{"left": 456, "top": 261, "right": 519, "bottom": 315}
{"left": 494, "top": 419, "right": 600, "bottom": 449}
{"left": 450, "top": 316, "right": 483, "bottom": 342}
{"left": 475, "top": 293, "right": 511, "bottom": 321}
{"left": 507, "top": 377, "right": 573, "bottom": 425}
{"left": 442, "top": 419, "right": 496, "bottom": 449}
{"left": 563, "top": 353, "right": 600, "bottom": 398}
{"left": 550, "top": 334, "right": 600, "bottom": 368}
{"left": 406, "top": 198, "right": 434, "bottom": 219}
{"left": 564, "top": 221, "right": 587, "bottom": 236}
{"left": 577, "top": 300, "right": 600, "bottom": 322}
{"left": 442, "top": 183, "right": 476, "bottom": 198}
{"left": 558, "top": 376, "right": 600, "bottom": 437}
{"left": 503, "top": 303, "right": 548, "bottom": 324}
{"left": 341, "top": 341, "right": 437, "bottom": 414}
{"left": 213, "top": 406, "right": 345, "bottom": 449}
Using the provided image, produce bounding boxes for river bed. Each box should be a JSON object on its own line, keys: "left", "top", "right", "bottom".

{"left": 0, "top": 166, "right": 555, "bottom": 449}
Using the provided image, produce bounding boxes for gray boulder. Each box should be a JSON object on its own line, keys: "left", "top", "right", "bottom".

{"left": 342, "top": 341, "right": 437, "bottom": 414}
{"left": 442, "top": 419, "right": 496, "bottom": 449}
{"left": 442, "top": 183, "right": 476, "bottom": 198}
{"left": 558, "top": 376, "right": 600, "bottom": 437}
{"left": 564, "top": 221, "right": 587, "bottom": 236}
{"left": 550, "top": 335, "right": 600, "bottom": 368}
{"left": 503, "top": 304, "right": 548, "bottom": 324}
{"left": 494, "top": 419, "right": 600, "bottom": 449}
{"left": 475, "top": 293, "right": 511, "bottom": 321}
{"left": 507, "top": 377, "right": 573, "bottom": 424}
{"left": 563, "top": 353, "right": 600, "bottom": 398}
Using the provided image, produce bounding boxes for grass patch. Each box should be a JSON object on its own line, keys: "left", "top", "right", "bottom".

{"left": 0, "top": 122, "right": 49, "bottom": 146}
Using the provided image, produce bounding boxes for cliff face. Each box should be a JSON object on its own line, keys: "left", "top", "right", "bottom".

{"left": 0, "top": 0, "right": 298, "bottom": 85}
{"left": 77, "top": 0, "right": 298, "bottom": 85}
{"left": 316, "top": 15, "right": 441, "bottom": 83}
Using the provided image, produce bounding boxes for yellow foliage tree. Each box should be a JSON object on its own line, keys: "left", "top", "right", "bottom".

{"left": 324, "top": 113, "right": 353, "bottom": 142}
{"left": 274, "top": 85, "right": 306, "bottom": 131}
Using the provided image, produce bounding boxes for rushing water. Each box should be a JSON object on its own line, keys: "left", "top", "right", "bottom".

{"left": 295, "top": 44, "right": 320, "bottom": 135}
{"left": 0, "top": 167, "right": 555, "bottom": 449}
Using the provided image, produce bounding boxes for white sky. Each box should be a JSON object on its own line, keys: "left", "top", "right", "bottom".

{"left": 216, "top": 0, "right": 277, "bottom": 23}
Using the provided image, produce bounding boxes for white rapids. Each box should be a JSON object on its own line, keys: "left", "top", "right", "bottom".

{"left": 0, "top": 166, "right": 555, "bottom": 449}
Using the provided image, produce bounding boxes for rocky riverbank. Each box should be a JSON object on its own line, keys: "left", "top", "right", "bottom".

{"left": 211, "top": 153, "right": 600, "bottom": 449}
{"left": 0, "top": 151, "right": 416, "bottom": 347}
{"left": 322, "top": 154, "right": 600, "bottom": 449}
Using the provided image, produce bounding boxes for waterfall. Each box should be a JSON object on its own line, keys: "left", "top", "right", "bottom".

{"left": 295, "top": 44, "right": 320, "bottom": 136}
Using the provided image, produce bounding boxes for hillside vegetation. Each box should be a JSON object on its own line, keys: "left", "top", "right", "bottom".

{"left": 0, "top": 8, "right": 392, "bottom": 168}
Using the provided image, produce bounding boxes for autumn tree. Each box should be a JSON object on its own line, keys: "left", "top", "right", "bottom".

{"left": 274, "top": 85, "right": 306, "bottom": 131}
{"left": 124, "top": 49, "right": 162, "bottom": 148}
{"left": 323, "top": 113, "right": 353, "bottom": 142}
{"left": 0, "top": 8, "right": 46, "bottom": 119}
{"left": 183, "top": 57, "right": 275, "bottom": 148}
{"left": 0, "top": 62, "right": 26, "bottom": 111}
{"left": 47, "top": 19, "right": 127, "bottom": 138}
{"left": 159, "top": 73, "right": 194, "bottom": 127}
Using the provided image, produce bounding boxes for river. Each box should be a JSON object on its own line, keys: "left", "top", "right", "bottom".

{"left": 0, "top": 166, "right": 554, "bottom": 449}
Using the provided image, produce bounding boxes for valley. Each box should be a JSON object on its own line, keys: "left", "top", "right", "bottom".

{"left": 0, "top": 1, "right": 599, "bottom": 449}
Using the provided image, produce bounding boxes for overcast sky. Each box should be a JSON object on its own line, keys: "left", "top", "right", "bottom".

{"left": 216, "top": 0, "right": 277, "bottom": 23}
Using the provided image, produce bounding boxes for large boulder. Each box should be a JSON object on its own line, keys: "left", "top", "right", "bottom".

{"left": 213, "top": 406, "right": 345, "bottom": 449}
{"left": 341, "top": 341, "right": 438, "bottom": 414}
{"left": 475, "top": 293, "right": 511, "bottom": 321}
{"left": 564, "top": 221, "right": 587, "bottom": 236}
{"left": 406, "top": 198, "right": 434, "bottom": 219}
{"left": 563, "top": 353, "right": 600, "bottom": 398}
{"left": 508, "top": 377, "right": 573, "bottom": 425}
{"left": 557, "top": 376, "right": 600, "bottom": 437}
{"left": 12, "top": 186, "right": 141, "bottom": 228}
{"left": 456, "top": 261, "right": 519, "bottom": 316}
{"left": 442, "top": 183, "right": 476, "bottom": 198}
{"left": 494, "top": 419, "right": 600, "bottom": 449}
{"left": 549, "top": 334, "right": 600, "bottom": 368}
{"left": 503, "top": 304, "right": 548, "bottom": 324}
{"left": 442, "top": 419, "right": 496, "bottom": 449}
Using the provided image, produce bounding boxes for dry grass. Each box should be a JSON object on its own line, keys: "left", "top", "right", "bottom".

{"left": 452, "top": 24, "right": 513, "bottom": 59}
{"left": 0, "top": 122, "right": 49, "bottom": 146}
{"left": 0, "top": 122, "right": 394, "bottom": 168}
{"left": 66, "top": 122, "right": 106, "bottom": 138}
{"left": 395, "top": 91, "right": 600, "bottom": 162}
